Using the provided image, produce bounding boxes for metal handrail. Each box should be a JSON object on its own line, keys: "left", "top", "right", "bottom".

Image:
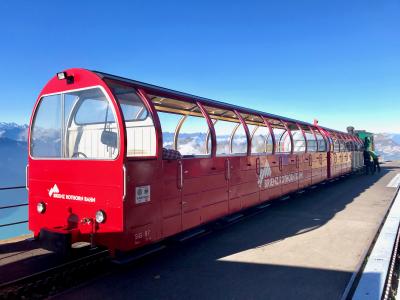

{"left": 0, "top": 203, "right": 28, "bottom": 210}
{"left": 0, "top": 220, "right": 28, "bottom": 228}
{"left": 0, "top": 185, "right": 28, "bottom": 230}
{"left": 0, "top": 185, "right": 26, "bottom": 191}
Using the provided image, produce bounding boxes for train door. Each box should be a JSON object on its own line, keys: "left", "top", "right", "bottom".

{"left": 311, "top": 152, "right": 321, "bottom": 184}
{"left": 200, "top": 108, "right": 248, "bottom": 222}
{"left": 181, "top": 157, "right": 220, "bottom": 231}
{"left": 174, "top": 112, "right": 228, "bottom": 231}
{"left": 216, "top": 117, "right": 254, "bottom": 212}
{"left": 291, "top": 125, "right": 308, "bottom": 190}
{"left": 325, "top": 134, "right": 334, "bottom": 179}
{"left": 300, "top": 153, "right": 312, "bottom": 188}
{"left": 159, "top": 159, "right": 183, "bottom": 237}
{"left": 274, "top": 123, "right": 298, "bottom": 195}
{"left": 332, "top": 135, "right": 341, "bottom": 177}
{"left": 301, "top": 127, "right": 318, "bottom": 185}
{"left": 261, "top": 154, "right": 283, "bottom": 200}
{"left": 331, "top": 152, "right": 338, "bottom": 177}
{"left": 315, "top": 130, "right": 328, "bottom": 181}
{"left": 247, "top": 119, "right": 275, "bottom": 204}
{"left": 339, "top": 135, "right": 347, "bottom": 175}
{"left": 304, "top": 126, "right": 319, "bottom": 187}
{"left": 286, "top": 154, "right": 300, "bottom": 193}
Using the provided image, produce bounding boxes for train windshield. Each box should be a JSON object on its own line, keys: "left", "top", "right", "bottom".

{"left": 30, "top": 87, "right": 119, "bottom": 159}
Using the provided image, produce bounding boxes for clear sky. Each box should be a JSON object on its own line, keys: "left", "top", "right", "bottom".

{"left": 0, "top": 0, "right": 399, "bottom": 133}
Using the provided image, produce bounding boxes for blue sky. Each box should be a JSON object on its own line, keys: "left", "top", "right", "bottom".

{"left": 0, "top": 0, "right": 399, "bottom": 133}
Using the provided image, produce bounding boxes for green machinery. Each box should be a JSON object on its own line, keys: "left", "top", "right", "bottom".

{"left": 347, "top": 126, "right": 374, "bottom": 151}
{"left": 355, "top": 130, "right": 374, "bottom": 151}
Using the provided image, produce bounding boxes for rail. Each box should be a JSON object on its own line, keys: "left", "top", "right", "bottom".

{"left": 0, "top": 185, "right": 28, "bottom": 228}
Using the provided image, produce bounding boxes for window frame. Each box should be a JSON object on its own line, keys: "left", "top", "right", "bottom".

{"left": 29, "top": 85, "right": 121, "bottom": 161}
{"left": 291, "top": 123, "right": 307, "bottom": 153}
{"left": 175, "top": 113, "right": 212, "bottom": 158}
{"left": 313, "top": 128, "right": 327, "bottom": 152}
{"left": 73, "top": 93, "right": 117, "bottom": 126}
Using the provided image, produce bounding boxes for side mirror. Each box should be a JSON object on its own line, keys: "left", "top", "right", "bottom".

{"left": 101, "top": 130, "right": 118, "bottom": 148}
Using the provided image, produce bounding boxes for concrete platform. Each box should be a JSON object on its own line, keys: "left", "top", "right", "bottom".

{"left": 1, "top": 163, "right": 399, "bottom": 299}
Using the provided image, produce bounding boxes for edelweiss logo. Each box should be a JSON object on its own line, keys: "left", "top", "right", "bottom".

{"left": 48, "top": 184, "right": 59, "bottom": 197}
{"left": 258, "top": 160, "right": 272, "bottom": 187}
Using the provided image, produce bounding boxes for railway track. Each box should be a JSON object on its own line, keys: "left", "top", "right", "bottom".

{"left": 0, "top": 174, "right": 354, "bottom": 300}
{"left": 0, "top": 249, "right": 110, "bottom": 299}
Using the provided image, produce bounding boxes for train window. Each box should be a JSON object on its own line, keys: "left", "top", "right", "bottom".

{"left": 346, "top": 141, "right": 354, "bottom": 151}
{"left": 213, "top": 119, "right": 240, "bottom": 155}
{"left": 74, "top": 97, "right": 115, "bottom": 125}
{"left": 339, "top": 139, "right": 346, "bottom": 152}
{"left": 328, "top": 137, "right": 334, "bottom": 152}
{"left": 31, "top": 88, "right": 119, "bottom": 159}
{"left": 274, "top": 127, "right": 292, "bottom": 153}
{"left": 177, "top": 115, "right": 210, "bottom": 156}
{"left": 249, "top": 125, "right": 272, "bottom": 154}
{"left": 31, "top": 94, "right": 62, "bottom": 157}
{"left": 106, "top": 81, "right": 156, "bottom": 157}
{"left": 333, "top": 139, "right": 340, "bottom": 152}
{"left": 65, "top": 88, "right": 119, "bottom": 159}
{"left": 232, "top": 123, "right": 247, "bottom": 154}
{"left": 305, "top": 130, "right": 317, "bottom": 152}
{"left": 203, "top": 106, "right": 247, "bottom": 156}
{"left": 158, "top": 112, "right": 181, "bottom": 150}
{"left": 315, "top": 132, "right": 326, "bottom": 152}
{"left": 291, "top": 129, "right": 306, "bottom": 152}
{"left": 152, "top": 95, "right": 211, "bottom": 158}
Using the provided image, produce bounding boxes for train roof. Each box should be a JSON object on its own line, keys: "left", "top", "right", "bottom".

{"left": 93, "top": 70, "right": 349, "bottom": 136}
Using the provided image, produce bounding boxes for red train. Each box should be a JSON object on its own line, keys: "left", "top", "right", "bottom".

{"left": 28, "top": 68, "right": 364, "bottom": 255}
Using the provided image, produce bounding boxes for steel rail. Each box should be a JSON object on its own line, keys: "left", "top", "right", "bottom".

{"left": 0, "top": 186, "right": 28, "bottom": 228}
{"left": 0, "top": 203, "right": 28, "bottom": 210}
{"left": 0, "top": 186, "right": 26, "bottom": 191}
{"left": 0, "top": 221, "right": 28, "bottom": 228}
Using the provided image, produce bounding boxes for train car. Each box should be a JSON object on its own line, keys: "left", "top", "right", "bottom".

{"left": 27, "top": 68, "right": 363, "bottom": 255}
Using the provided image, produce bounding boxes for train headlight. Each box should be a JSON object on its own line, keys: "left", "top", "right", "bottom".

{"left": 56, "top": 71, "right": 74, "bottom": 84}
{"left": 37, "top": 202, "right": 46, "bottom": 214}
{"left": 95, "top": 210, "right": 106, "bottom": 223}
{"left": 57, "top": 72, "right": 66, "bottom": 80}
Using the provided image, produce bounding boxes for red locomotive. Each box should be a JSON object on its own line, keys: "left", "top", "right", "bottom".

{"left": 28, "top": 68, "right": 364, "bottom": 255}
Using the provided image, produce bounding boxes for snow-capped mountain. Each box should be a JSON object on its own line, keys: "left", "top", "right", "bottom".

{"left": 0, "top": 122, "right": 28, "bottom": 141}
{"left": 0, "top": 123, "right": 28, "bottom": 187}
{"left": 374, "top": 133, "right": 400, "bottom": 161}
{"left": 0, "top": 137, "right": 27, "bottom": 187}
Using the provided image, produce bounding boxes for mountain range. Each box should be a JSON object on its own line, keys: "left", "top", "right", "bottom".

{"left": 374, "top": 133, "right": 400, "bottom": 161}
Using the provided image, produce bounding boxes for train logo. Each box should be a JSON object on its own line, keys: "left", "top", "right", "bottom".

{"left": 48, "top": 184, "right": 59, "bottom": 197}
{"left": 258, "top": 160, "right": 304, "bottom": 189}
{"left": 47, "top": 183, "right": 96, "bottom": 203}
{"left": 258, "top": 160, "right": 272, "bottom": 188}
